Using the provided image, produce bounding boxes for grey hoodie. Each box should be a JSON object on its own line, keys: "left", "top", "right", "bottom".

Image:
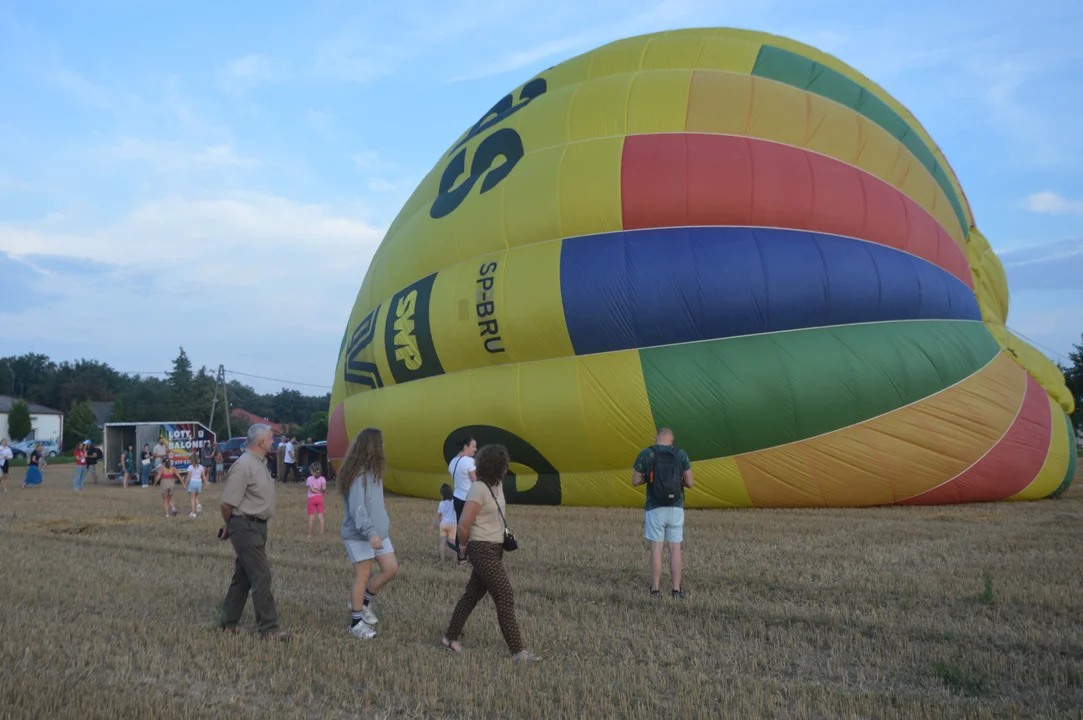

{"left": 341, "top": 471, "right": 390, "bottom": 542}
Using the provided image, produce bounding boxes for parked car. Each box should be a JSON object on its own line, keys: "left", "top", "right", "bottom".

{"left": 10, "top": 440, "right": 60, "bottom": 458}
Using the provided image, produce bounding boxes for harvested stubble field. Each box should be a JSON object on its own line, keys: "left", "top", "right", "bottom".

{"left": 0, "top": 465, "right": 1081, "bottom": 719}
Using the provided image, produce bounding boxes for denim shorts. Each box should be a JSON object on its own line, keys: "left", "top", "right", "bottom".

{"left": 645, "top": 506, "right": 685, "bottom": 543}
{"left": 344, "top": 537, "right": 394, "bottom": 564}
{"left": 187, "top": 479, "right": 203, "bottom": 494}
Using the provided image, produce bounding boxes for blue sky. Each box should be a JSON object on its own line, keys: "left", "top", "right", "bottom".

{"left": 0, "top": 0, "right": 1081, "bottom": 395}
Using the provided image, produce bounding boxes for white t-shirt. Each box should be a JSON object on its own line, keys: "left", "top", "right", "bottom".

{"left": 188, "top": 464, "right": 205, "bottom": 483}
{"left": 283, "top": 442, "right": 295, "bottom": 463}
{"left": 0, "top": 446, "right": 13, "bottom": 462}
{"left": 448, "top": 455, "right": 476, "bottom": 501}
{"left": 437, "top": 499, "right": 456, "bottom": 525}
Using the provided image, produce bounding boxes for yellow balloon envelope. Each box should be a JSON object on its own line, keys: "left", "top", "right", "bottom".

{"left": 328, "top": 28, "right": 1077, "bottom": 508}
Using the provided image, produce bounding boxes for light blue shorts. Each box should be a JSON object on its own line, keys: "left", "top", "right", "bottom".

{"left": 345, "top": 537, "right": 394, "bottom": 564}
{"left": 645, "top": 506, "right": 684, "bottom": 544}
{"left": 187, "top": 479, "right": 203, "bottom": 494}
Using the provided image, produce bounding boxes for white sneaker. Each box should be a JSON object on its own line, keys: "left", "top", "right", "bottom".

{"left": 349, "top": 621, "right": 376, "bottom": 640}
{"left": 196, "top": 503, "right": 202, "bottom": 512}
{"left": 360, "top": 605, "right": 378, "bottom": 625}
{"left": 189, "top": 512, "right": 197, "bottom": 518}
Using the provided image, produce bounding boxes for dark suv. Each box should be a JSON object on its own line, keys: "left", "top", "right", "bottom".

{"left": 218, "top": 437, "right": 248, "bottom": 470}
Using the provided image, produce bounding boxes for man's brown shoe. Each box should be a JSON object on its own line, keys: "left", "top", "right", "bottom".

{"left": 260, "top": 630, "right": 289, "bottom": 642}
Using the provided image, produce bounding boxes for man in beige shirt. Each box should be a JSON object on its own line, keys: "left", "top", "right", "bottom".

{"left": 217, "top": 424, "right": 287, "bottom": 640}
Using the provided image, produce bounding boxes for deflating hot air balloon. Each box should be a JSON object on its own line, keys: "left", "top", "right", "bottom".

{"left": 327, "top": 28, "right": 1076, "bottom": 508}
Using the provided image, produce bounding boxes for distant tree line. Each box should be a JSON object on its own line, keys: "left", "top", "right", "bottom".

{"left": 1062, "top": 334, "right": 1083, "bottom": 440}
{"left": 0, "top": 350, "right": 330, "bottom": 449}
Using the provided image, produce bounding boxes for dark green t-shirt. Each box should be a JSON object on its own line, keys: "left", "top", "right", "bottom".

{"left": 634, "top": 445, "right": 691, "bottom": 510}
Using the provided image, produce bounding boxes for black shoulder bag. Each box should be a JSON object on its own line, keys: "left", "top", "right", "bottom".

{"left": 487, "top": 485, "right": 518, "bottom": 552}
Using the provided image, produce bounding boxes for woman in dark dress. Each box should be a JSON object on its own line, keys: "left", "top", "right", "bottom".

{"left": 23, "top": 444, "right": 44, "bottom": 487}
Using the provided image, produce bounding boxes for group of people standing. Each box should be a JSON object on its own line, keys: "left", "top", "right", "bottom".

{"left": 213, "top": 423, "right": 694, "bottom": 660}
{"left": 71, "top": 441, "right": 103, "bottom": 490}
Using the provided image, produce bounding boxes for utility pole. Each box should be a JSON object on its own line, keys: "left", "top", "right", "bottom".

{"left": 208, "top": 365, "right": 232, "bottom": 439}
{"left": 222, "top": 366, "right": 232, "bottom": 438}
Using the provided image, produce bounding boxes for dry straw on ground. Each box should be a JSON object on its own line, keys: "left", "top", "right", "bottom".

{"left": 0, "top": 464, "right": 1080, "bottom": 719}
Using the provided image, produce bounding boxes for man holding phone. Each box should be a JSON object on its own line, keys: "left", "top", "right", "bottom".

{"left": 217, "top": 423, "right": 287, "bottom": 640}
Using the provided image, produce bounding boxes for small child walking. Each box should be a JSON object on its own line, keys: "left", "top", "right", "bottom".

{"left": 429, "top": 483, "right": 458, "bottom": 561}
{"left": 185, "top": 459, "right": 205, "bottom": 518}
{"left": 306, "top": 462, "right": 327, "bottom": 537}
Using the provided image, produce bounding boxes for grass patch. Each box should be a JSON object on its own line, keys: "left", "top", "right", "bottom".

{"left": 972, "top": 573, "right": 995, "bottom": 606}
{"left": 0, "top": 465, "right": 1079, "bottom": 717}
{"left": 933, "top": 661, "right": 990, "bottom": 697}
{"left": 7, "top": 455, "right": 77, "bottom": 467}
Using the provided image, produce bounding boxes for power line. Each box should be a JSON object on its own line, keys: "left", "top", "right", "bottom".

{"left": 1005, "top": 326, "right": 1070, "bottom": 363}
{"left": 224, "top": 369, "right": 332, "bottom": 390}
{"left": 116, "top": 367, "right": 331, "bottom": 390}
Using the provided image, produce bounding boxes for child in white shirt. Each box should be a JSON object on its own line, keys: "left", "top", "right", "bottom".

{"left": 429, "top": 483, "right": 458, "bottom": 561}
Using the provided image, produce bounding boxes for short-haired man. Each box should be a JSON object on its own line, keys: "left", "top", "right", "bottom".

{"left": 218, "top": 424, "right": 287, "bottom": 640}
{"left": 282, "top": 436, "right": 298, "bottom": 483}
{"left": 85, "top": 442, "right": 101, "bottom": 484}
{"left": 152, "top": 437, "right": 169, "bottom": 470}
{"left": 632, "top": 428, "right": 694, "bottom": 598}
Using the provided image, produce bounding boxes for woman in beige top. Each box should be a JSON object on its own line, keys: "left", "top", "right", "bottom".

{"left": 440, "top": 444, "right": 539, "bottom": 661}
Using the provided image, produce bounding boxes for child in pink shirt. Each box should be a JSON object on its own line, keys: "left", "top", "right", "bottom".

{"left": 306, "top": 462, "right": 327, "bottom": 537}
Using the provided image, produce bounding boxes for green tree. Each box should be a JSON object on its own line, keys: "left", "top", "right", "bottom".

{"left": 111, "top": 396, "right": 128, "bottom": 423}
{"left": 298, "top": 411, "right": 328, "bottom": 442}
{"left": 230, "top": 412, "right": 252, "bottom": 440}
{"left": 272, "top": 389, "right": 309, "bottom": 426}
{"left": 1061, "top": 334, "right": 1083, "bottom": 438}
{"left": 168, "top": 347, "right": 194, "bottom": 416}
{"left": 7, "top": 400, "right": 32, "bottom": 441}
{"left": 1, "top": 353, "right": 55, "bottom": 400}
{"left": 64, "top": 399, "right": 100, "bottom": 448}
{"left": 2, "top": 351, "right": 333, "bottom": 444}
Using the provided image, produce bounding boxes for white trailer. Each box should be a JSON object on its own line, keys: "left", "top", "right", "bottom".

{"left": 103, "top": 421, "right": 216, "bottom": 482}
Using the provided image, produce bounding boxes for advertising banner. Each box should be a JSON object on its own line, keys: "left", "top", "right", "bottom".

{"left": 159, "top": 423, "right": 216, "bottom": 469}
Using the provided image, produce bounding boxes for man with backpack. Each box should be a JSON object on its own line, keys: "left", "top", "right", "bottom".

{"left": 632, "top": 428, "right": 694, "bottom": 598}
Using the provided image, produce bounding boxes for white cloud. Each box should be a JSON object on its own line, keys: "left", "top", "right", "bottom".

{"left": 193, "top": 144, "right": 254, "bottom": 166}
{"left": 352, "top": 150, "right": 396, "bottom": 172}
{"left": 0, "top": 193, "right": 386, "bottom": 327}
{"left": 306, "top": 109, "right": 334, "bottom": 136}
{"left": 1023, "top": 191, "right": 1083, "bottom": 215}
{"left": 367, "top": 178, "right": 413, "bottom": 193}
{"left": 96, "top": 138, "right": 256, "bottom": 171}
{"left": 449, "top": 36, "right": 588, "bottom": 83}
{"left": 310, "top": 1, "right": 533, "bottom": 84}
{"left": 221, "top": 53, "right": 274, "bottom": 91}
{"left": 446, "top": 0, "right": 720, "bottom": 84}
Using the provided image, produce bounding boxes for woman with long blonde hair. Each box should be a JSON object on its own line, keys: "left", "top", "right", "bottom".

{"left": 339, "top": 428, "right": 398, "bottom": 640}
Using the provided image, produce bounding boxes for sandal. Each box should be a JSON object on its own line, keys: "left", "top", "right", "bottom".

{"left": 441, "top": 637, "right": 463, "bottom": 653}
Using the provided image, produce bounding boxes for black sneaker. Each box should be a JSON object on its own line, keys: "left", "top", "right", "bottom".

{"left": 671, "top": 588, "right": 686, "bottom": 599}
{"left": 649, "top": 587, "right": 660, "bottom": 597}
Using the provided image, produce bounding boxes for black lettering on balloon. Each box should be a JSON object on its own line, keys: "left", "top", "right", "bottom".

{"left": 430, "top": 128, "right": 524, "bottom": 219}
{"left": 447, "top": 77, "right": 547, "bottom": 157}
{"left": 430, "top": 77, "right": 546, "bottom": 220}
{"left": 342, "top": 305, "right": 383, "bottom": 390}
{"left": 442, "top": 425, "right": 561, "bottom": 506}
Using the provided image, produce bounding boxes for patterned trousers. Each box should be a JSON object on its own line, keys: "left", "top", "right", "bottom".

{"left": 445, "top": 540, "right": 523, "bottom": 654}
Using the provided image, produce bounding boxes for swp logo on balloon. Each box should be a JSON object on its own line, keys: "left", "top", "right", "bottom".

{"left": 384, "top": 273, "right": 444, "bottom": 385}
